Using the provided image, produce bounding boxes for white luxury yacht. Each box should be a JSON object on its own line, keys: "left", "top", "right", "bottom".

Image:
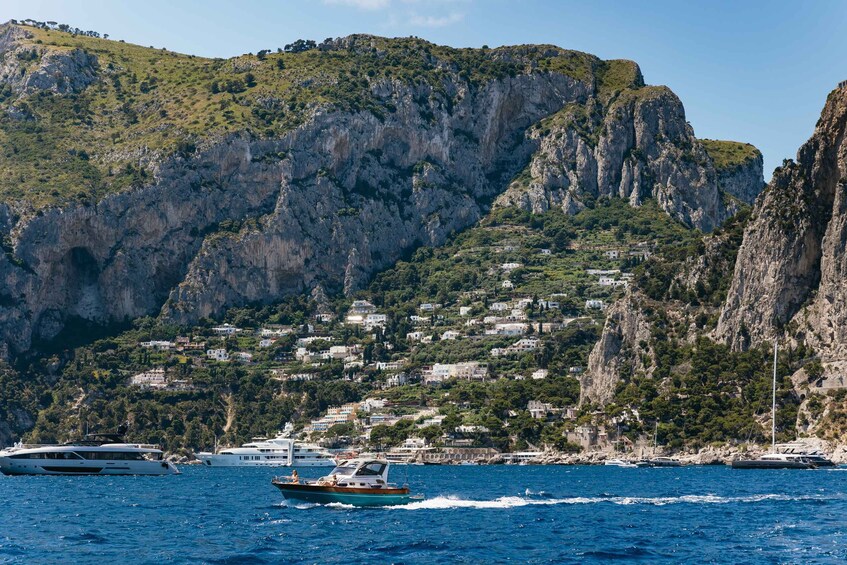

{"left": 196, "top": 426, "right": 335, "bottom": 467}
{"left": 0, "top": 430, "right": 180, "bottom": 476}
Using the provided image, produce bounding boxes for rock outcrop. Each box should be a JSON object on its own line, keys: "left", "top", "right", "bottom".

{"left": 714, "top": 151, "right": 764, "bottom": 205}
{"left": 717, "top": 85, "right": 847, "bottom": 358}
{"left": 581, "top": 294, "right": 654, "bottom": 405}
{"left": 495, "top": 88, "right": 764, "bottom": 232}
{"left": 0, "top": 26, "right": 98, "bottom": 97}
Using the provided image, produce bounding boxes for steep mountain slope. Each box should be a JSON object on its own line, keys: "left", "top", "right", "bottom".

{"left": 716, "top": 85, "right": 847, "bottom": 364}
{"left": 494, "top": 95, "right": 764, "bottom": 230}
{"left": 0, "top": 22, "right": 762, "bottom": 359}
{"left": 573, "top": 85, "right": 847, "bottom": 448}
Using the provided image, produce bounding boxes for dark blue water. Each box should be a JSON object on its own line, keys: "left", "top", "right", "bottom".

{"left": 2, "top": 465, "right": 847, "bottom": 564}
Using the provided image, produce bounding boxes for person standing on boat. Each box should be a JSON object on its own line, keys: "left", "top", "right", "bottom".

{"left": 289, "top": 469, "right": 299, "bottom": 484}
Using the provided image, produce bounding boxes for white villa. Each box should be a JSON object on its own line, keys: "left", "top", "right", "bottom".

{"left": 441, "top": 330, "right": 461, "bottom": 340}
{"left": 349, "top": 300, "right": 377, "bottom": 314}
{"left": 260, "top": 326, "right": 293, "bottom": 337}
{"left": 531, "top": 369, "right": 549, "bottom": 380}
{"left": 486, "top": 323, "right": 527, "bottom": 336}
{"left": 139, "top": 340, "right": 174, "bottom": 350}
{"left": 233, "top": 352, "right": 253, "bottom": 363}
{"left": 206, "top": 349, "right": 229, "bottom": 362}
{"left": 424, "top": 362, "right": 488, "bottom": 384}
{"left": 212, "top": 324, "right": 241, "bottom": 336}
{"left": 129, "top": 368, "right": 167, "bottom": 389}
{"left": 407, "top": 331, "right": 425, "bottom": 342}
{"left": 491, "top": 337, "right": 540, "bottom": 357}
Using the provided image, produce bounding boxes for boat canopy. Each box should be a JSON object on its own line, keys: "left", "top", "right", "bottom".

{"left": 329, "top": 459, "right": 390, "bottom": 479}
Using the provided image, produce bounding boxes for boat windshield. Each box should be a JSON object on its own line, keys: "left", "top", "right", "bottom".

{"left": 355, "top": 462, "right": 386, "bottom": 477}
{"left": 330, "top": 463, "right": 358, "bottom": 475}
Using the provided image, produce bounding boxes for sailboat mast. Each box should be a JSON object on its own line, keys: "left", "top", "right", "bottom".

{"left": 772, "top": 341, "right": 777, "bottom": 453}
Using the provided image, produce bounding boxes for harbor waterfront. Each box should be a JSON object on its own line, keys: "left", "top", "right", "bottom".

{"left": 3, "top": 465, "right": 847, "bottom": 563}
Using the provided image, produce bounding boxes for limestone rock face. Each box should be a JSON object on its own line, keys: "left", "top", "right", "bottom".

{"left": 717, "top": 87, "right": 847, "bottom": 356}
{"left": 0, "top": 28, "right": 761, "bottom": 357}
{"left": 715, "top": 151, "right": 765, "bottom": 205}
{"left": 0, "top": 26, "right": 98, "bottom": 96}
{"left": 495, "top": 88, "right": 764, "bottom": 231}
{"left": 581, "top": 295, "right": 653, "bottom": 405}
{"left": 0, "top": 65, "right": 590, "bottom": 352}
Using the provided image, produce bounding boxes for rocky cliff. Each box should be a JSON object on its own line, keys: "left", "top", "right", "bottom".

{"left": 581, "top": 294, "right": 654, "bottom": 405}
{"left": 494, "top": 89, "right": 764, "bottom": 231}
{"left": 716, "top": 85, "right": 847, "bottom": 367}
{"left": 0, "top": 23, "right": 760, "bottom": 356}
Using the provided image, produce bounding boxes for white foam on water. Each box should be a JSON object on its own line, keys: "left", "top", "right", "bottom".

{"left": 323, "top": 502, "right": 356, "bottom": 510}
{"left": 386, "top": 492, "right": 835, "bottom": 510}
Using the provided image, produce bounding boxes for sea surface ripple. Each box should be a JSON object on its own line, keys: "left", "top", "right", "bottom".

{"left": 2, "top": 464, "right": 847, "bottom": 563}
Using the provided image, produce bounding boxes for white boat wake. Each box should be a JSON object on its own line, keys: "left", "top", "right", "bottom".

{"left": 385, "top": 492, "right": 837, "bottom": 510}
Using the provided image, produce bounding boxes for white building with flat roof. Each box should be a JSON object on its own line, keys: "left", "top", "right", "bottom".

{"left": 206, "top": 349, "right": 229, "bottom": 362}
{"left": 139, "top": 340, "right": 174, "bottom": 350}
{"left": 130, "top": 368, "right": 167, "bottom": 388}
{"left": 212, "top": 324, "right": 241, "bottom": 336}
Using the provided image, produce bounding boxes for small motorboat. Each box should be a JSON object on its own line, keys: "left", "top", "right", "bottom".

{"left": 272, "top": 458, "right": 422, "bottom": 507}
{"left": 604, "top": 459, "right": 638, "bottom": 468}
{"left": 636, "top": 457, "right": 683, "bottom": 468}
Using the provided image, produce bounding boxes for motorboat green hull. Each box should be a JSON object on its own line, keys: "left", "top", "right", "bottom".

{"left": 273, "top": 481, "right": 420, "bottom": 506}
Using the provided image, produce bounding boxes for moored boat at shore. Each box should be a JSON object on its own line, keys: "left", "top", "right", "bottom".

{"left": 732, "top": 343, "right": 835, "bottom": 470}
{"left": 731, "top": 451, "right": 835, "bottom": 469}
{"left": 637, "top": 457, "right": 682, "bottom": 468}
{"left": 604, "top": 459, "right": 638, "bottom": 468}
{"left": 196, "top": 425, "right": 335, "bottom": 467}
{"left": 0, "top": 429, "right": 179, "bottom": 476}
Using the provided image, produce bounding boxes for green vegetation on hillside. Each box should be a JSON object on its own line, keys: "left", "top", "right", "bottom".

{"left": 701, "top": 139, "right": 761, "bottom": 171}
{"left": 3, "top": 197, "right": 701, "bottom": 452}
{"left": 0, "top": 23, "right": 644, "bottom": 208}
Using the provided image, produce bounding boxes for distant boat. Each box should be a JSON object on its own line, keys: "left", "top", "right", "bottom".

{"left": 639, "top": 457, "right": 682, "bottom": 468}
{"left": 272, "top": 458, "right": 422, "bottom": 506}
{"left": 196, "top": 426, "right": 334, "bottom": 467}
{"left": 732, "top": 343, "right": 835, "bottom": 470}
{"left": 383, "top": 440, "right": 436, "bottom": 465}
{"left": 604, "top": 459, "right": 638, "bottom": 468}
{"left": 502, "top": 451, "right": 543, "bottom": 465}
{"left": 0, "top": 427, "right": 179, "bottom": 476}
{"left": 732, "top": 452, "right": 833, "bottom": 469}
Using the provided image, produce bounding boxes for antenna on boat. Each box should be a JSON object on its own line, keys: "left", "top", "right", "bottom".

{"left": 772, "top": 341, "right": 777, "bottom": 454}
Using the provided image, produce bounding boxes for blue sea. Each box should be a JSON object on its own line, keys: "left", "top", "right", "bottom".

{"left": 2, "top": 464, "right": 847, "bottom": 563}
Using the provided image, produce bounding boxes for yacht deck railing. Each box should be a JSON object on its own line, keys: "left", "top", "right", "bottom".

{"left": 7, "top": 442, "right": 161, "bottom": 450}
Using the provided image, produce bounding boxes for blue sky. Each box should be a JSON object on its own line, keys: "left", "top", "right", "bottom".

{"left": 3, "top": 0, "right": 846, "bottom": 178}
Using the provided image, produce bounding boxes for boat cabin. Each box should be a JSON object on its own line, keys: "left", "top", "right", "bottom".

{"left": 321, "top": 458, "right": 393, "bottom": 488}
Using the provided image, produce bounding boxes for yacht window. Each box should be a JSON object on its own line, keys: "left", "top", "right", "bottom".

{"left": 75, "top": 451, "right": 146, "bottom": 461}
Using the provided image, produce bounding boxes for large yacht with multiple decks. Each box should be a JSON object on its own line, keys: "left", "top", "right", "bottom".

{"left": 0, "top": 430, "right": 179, "bottom": 476}
{"left": 196, "top": 426, "right": 335, "bottom": 467}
